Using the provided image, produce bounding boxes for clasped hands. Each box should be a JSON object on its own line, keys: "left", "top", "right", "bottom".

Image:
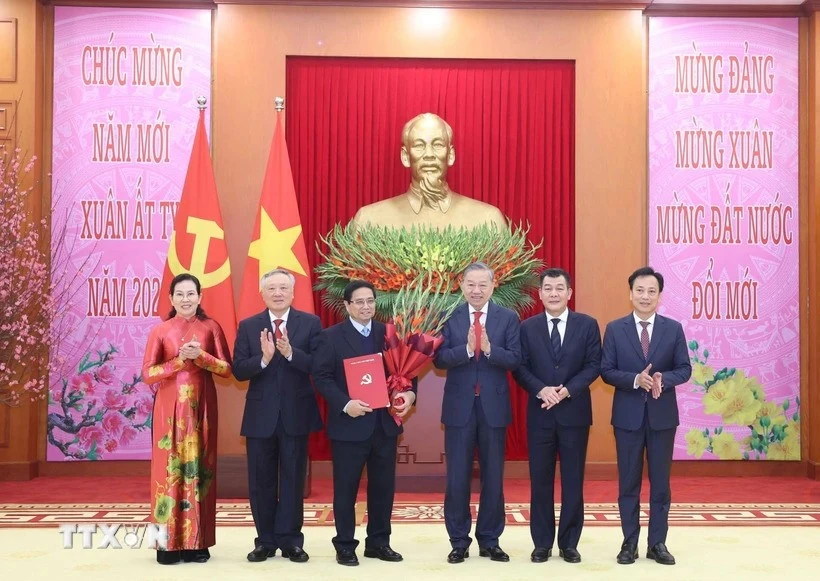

{"left": 179, "top": 337, "right": 201, "bottom": 360}
{"left": 260, "top": 328, "right": 292, "bottom": 364}
{"left": 637, "top": 364, "right": 663, "bottom": 399}
{"left": 466, "top": 324, "right": 491, "bottom": 357}
{"left": 538, "top": 385, "right": 569, "bottom": 409}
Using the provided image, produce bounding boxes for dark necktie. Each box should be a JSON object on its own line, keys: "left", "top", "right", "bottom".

{"left": 550, "top": 318, "right": 561, "bottom": 357}
{"left": 274, "top": 319, "right": 284, "bottom": 341}
{"left": 640, "top": 321, "right": 650, "bottom": 358}
{"left": 473, "top": 311, "right": 482, "bottom": 360}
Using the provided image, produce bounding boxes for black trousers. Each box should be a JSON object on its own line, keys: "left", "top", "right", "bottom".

{"left": 246, "top": 420, "right": 310, "bottom": 550}
{"left": 330, "top": 413, "right": 397, "bottom": 552}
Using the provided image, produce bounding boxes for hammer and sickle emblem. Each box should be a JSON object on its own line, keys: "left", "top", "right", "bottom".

{"left": 360, "top": 374, "right": 372, "bottom": 385}
{"left": 167, "top": 216, "right": 231, "bottom": 288}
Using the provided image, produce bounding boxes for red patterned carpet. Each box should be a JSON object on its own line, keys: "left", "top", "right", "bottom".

{"left": 1, "top": 476, "right": 818, "bottom": 528}
{"left": 1, "top": 501, "right": 819, "bottom": 528}
{"left": 2, "top": 476, "right": 819, "bottom": 503}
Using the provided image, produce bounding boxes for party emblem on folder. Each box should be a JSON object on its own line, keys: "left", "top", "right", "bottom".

{"left": 343, "top": 353, "right": 389, "bottom": 408}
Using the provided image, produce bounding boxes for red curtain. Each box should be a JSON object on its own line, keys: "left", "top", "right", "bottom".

{"left": 286, "top": 57, "right": 575, "bottom": 461}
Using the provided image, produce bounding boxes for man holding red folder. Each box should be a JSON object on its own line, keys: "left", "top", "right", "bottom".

{"left": 312, "top": 280, "right": 416, "bottom": 566}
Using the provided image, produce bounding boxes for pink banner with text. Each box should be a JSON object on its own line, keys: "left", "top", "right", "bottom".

{"left": 649, "top": 18, "right": 799, "bottom": 460}
{"left": 47, "top": 7, "right": 212, "bottom": 461}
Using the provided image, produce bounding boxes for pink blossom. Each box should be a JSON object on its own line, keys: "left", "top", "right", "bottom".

{"left": 96, "top": 365, "right": 114, "bottom": 385}
{"left": 119, "top": 426, "right": 138, "bottom": 446}
{"left": 78, "top": 426, "right": 105, "bottom": 449}
{"left": 136, "top": 396, "right": 154, "bottom": 417}
{"left": 102, "top": 390, "right": 127, "bottom": 411}
{"left": 69, "top": 373, "right": 95, "bottom": 395}
{"left": 102, "top": 411, "right": 125, "bottom": 436}
{"left": 104, "top": 439, "right": 119, "bottom": 453}
{"left": 2, "top": 146, "right": 99, "bottom": 406}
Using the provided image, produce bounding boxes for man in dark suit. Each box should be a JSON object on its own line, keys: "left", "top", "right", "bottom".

{"left": 601, "top": 266, "right": 691, "bottom": 566}
{"left": 434, "top": 262, "right": 521, "bottom": 564}
{"left": 312, "top": 280, "right": 416, "bottom": 567}
{"left": 513, "top": 268, "right": 601, "bottom": 564}
{"left": 233, "top": 268, "right": 323, "bottom": 563}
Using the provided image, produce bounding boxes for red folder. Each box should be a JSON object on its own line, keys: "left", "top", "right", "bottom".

{"left": 343, "top": 353, "right": 389, "bottom": 408}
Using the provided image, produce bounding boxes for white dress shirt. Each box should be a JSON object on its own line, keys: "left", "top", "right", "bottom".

{"left": 343, "top": 318, "right": 373, "bottom": 414}
{"left": 350, "top": 318, "right": 373, "bottom": 337}
{"left": 633, "top": 311, "right": 656, "bottom": 342}
{"left": 546, "top": 308, "right": 569, "bottom": 346}
{"left": 632, "top": 311, "right": 656, "bottom": 389}
{"left": 466, "top": 303, "right": 489, "bottom": 358}
{"left": 261, "top": 308, "right": 292, "bottom": 368}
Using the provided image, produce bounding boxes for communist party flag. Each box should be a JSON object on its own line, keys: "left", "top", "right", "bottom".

{"left": 237, "top": 107, "right": 314, "bottom": 320}
{"left": 158, "top": 102, "right": 237, "bottom": 350}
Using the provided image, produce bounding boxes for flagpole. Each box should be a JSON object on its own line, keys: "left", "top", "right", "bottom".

{"left": 237, "top": 91, "right": 313, "bottom": 322}
{"left": 157, "top": 91, "right": 237, "bottom": 348}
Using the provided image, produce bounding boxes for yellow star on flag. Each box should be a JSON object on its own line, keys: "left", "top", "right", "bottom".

{"left": 247, "top": 208, "right": 306, "bottom": 277}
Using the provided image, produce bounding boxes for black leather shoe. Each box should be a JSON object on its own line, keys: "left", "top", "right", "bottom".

{"left": 156, "top": 550, "right": 181, "bottom": 565}
{"left": 336, "top": 549, "right": 359, "bottom": 566}
{"left": 364, "top": 545, "right": 403, "bottom": 562}
{"left": 281, "top": 546, "right": 309, "bottom": 563}
{"left": 647, "top": 542, "right": 676, "bottom": 565}
{"left": 530, "top": 547, "right": 552, "bottom": 563}
{"left": 559, "top": 547, "right": 581, "bottom": 563}
{"left": 447, "top": 547, "right": 469, "bottom": 564}
{"left": 247, "top": 546, "right": 276, "bottom": 562}
{"left": 616, "top": 542, "right": 638, "bottom": 565}
{"left": 182, "top": 549, "right": 210, "bottom": 563}
{"left": 479, "top": 545, "right": 510, "bottom": 562}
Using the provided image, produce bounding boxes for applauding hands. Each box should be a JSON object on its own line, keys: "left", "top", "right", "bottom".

{"left": 260, "top": 326, "right": 293, "bottom": 365}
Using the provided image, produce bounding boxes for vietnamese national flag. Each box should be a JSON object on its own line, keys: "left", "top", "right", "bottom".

{"left": 158, "top": 105, "right": 237, "bottom": 350}
{"left": 237, "top": 109, "right": 314, "bottom": 321}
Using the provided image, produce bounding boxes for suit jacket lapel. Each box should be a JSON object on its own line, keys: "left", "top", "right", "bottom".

{"left": 342, "top": 319, "right": 363, "bottom": 354}
{"left": 646, "top": 315, "right": 667, "bottom": 361}
{"left": 623, "top": 315, "right": 646, "bottom": 361}
{"left": 286, "top": 309, "right": 300, "bottom": 343}
{"left": 454, "top": 303, "right": 470, "bottom": 336}
{"left": 485, "top": 301, "right": 498, "bottom": 340}
{"left": 533, "top": 313, "right": 554, "bottom": 361}
{"left": 559, "top": 311, "right": 578, "bottom": 361}
{"left": 257, "top": 309, "right": 273, "bottom": 334}
{"left": 372, "top": 320, "right": 386, "bottom": 350}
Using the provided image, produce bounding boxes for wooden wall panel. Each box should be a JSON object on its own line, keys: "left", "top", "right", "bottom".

{"left": 0, "top": 18, "right": 17, "bottom": 82}
{"left": 0, "top": 99, "right": 16, "bottom": 154}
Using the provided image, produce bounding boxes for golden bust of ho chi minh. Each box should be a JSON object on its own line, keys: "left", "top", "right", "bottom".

{"left": 350, "top": 113, "right": 508, "bottom": 230}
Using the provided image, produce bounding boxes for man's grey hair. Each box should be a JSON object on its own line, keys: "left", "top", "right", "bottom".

{"left": 260, "top": 268, "right": 296, "bottom": 289}
{"left": 463, "top": 262, "right": 494, "bottom": 279}
{"left": 401, "top": 113, "right": 453, "bottom": 145}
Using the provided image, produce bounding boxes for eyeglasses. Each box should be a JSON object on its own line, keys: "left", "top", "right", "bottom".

{"left": 173, "top": 291, "right": 199, "bottom": 299}
{"left": 349, "top": 298, "right": 376, "bottom": 307}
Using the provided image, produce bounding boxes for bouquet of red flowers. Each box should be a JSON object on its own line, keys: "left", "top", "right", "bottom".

{"left": 384, "top": 277, "right": 460, "bottom": 424}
